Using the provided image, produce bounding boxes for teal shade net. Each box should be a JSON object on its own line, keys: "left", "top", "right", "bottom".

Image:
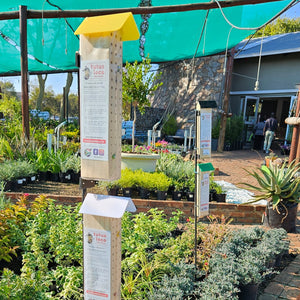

{"left": 0, "top": 0, "right": 295, "bottom": 74}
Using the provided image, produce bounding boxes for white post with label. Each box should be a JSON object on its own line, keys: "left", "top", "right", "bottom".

{"left": 195, "top": 103, "right": 214, "bottom": 218}
{"left": 75, "top": 13, "right": 139, "bottom": 300}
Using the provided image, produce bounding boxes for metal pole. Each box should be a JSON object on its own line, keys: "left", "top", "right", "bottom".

{"left": 194, "top": 103, "right": 201, "bottom": 270}
{"left": 194, "top": 109, "right": 199, "bottom": 270}
{"left": 20, "top": 5, "right": 30, "bottom": 140}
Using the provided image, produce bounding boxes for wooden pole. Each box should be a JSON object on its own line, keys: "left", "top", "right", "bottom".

{"left": 288, "top": 91, "right": 300, "bottom": 164}
{"left": 19, "top": 5, "right": 30, "bottom": 140}
{"left": 217, "top": 48, "right": 235, "bottom": 152}
{"left": 0, "top": 0, "right": 287, "bottom": 20}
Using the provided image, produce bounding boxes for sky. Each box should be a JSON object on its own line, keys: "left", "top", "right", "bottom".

{"left": 1, "top": 72, "right": 78, "bottom": 96}
{"left": 2, "top": 2, "right": 300, "bottom": 96}
{"left": 282, "top": 1, "right": 300, "bottom": 18}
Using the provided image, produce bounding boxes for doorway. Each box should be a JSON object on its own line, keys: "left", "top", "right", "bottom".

{"left": 260, "top": 97, "right": 290, "bottom": 140}
{"left": 241, "top": 96, "right": 292, "bottom": 143}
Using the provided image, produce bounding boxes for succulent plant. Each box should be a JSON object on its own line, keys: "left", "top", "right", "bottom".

{"left": 241, "top": 160, "right": 300, "bottom": 209}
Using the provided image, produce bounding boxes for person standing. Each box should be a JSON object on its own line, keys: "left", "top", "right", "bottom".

{"left": 252, "top": 117, "right": 265, "bottom": 150}
{"left": 263, "top": 112, "right": 278, "bottom": 154}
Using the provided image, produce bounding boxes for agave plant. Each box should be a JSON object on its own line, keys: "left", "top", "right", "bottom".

{"left": 241, "top": 160, "right": 300, "bottom": 210}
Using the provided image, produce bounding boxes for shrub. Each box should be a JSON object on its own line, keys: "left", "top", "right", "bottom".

{"left": 162, "top": 114, "right": 178, "bottom": 136}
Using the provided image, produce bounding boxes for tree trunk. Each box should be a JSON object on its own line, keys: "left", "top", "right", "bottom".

{"left": 60, "top": 73, "right": 73, "bottom": 122}
{"left": 36, "top": 74, "right": 47, "bottom": 111}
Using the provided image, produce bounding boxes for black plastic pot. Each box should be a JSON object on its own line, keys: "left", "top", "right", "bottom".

{"left": 172, "top": 191, "right": 183, "bottom": 201}
{"left": 106, "top": 187, "right": 119, "bottom": 196}
{"left": 216, "top": 193, "right": 226, "bottom": 203}
{"left": 38, "top": 171, "right": 49, "bottom": 181}
{"left": 263, "top": 202, "right": 298, "bottom": 233}
{"left": 209, "top": 189, "right": 217, "bottom": 202}
{"left": 157, "top": 190, "right": 168, "bottom": 200}
{"left": 72, "top": 172, "right": 80, "bottom": 184}
{"left": 59, "top": 171, "right": 72, "bottom": 183}
{"left": 238, "top": 283, "right": 259, "bottom": 300}
{"left": 139, "top": 188, "right": 150, "bottom": 199}
{"left": 4, "top": 180, "right": 16, "bottom": 191}
{"left": 49, "top": 172, "right": 60, "bottom": 182}
{"left": 122, "top": 187, "right": 132, "bottom": 197}
{"left": 186, "top": 192, "right": 194, "bottom": 201}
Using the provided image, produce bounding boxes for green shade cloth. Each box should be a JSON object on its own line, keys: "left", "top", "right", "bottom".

{"left": 199, "top": 162, "right": 214, "bottom": 172}
{"left": 0, "top": 0, "right": 295, "bottom": 74}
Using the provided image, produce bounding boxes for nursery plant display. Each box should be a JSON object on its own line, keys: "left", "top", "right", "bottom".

{"left": 241, "top": 160, "right": 300, "bottom": 232}
{"left": 0, "top": 193, "right": 291, "bottom": 299}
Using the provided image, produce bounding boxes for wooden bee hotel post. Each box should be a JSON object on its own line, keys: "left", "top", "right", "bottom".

{"left": 75, "top": 13, "right": 139, "bottom": 299}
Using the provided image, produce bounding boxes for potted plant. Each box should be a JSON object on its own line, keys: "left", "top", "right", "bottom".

{"left": 209, "top": 179, "right": 226, "bottom": 202}
{"left": 106, "top": 180, "right": 120, "bottom": 196}
{"left": 35, "top": 149, "right": 51, "bottom": 181}
{"left": 63, "top": 154, "right": 81, "bottom": 184}
{"left": 134, "top": 170, "right": 153, "bottom": 199}
{"left": 264, "top": 152, "right": 278, "bottom": 167}
{"left": 186, "top": 178, "right": 195, "bottom": 201}
{"left": 211, "top": 118, "right": 220, "bottom": 151}
{"left": 121, "top": 144, "right": 160, "bottom": 173}
{"left": 151, "top": 172, "right": 171, "bottom": 200}
{"left": 172, "top": 180, "right": 184, "bottom": 201}
{"left": 241, "top": 160, "right": 300, "bottom": 232}
{"left": 118, "top": 168, "right": 137, "bottom": 197}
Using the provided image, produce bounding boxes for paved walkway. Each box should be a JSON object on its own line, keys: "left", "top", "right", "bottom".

{"left": 258, "top": 221, "right": 300, "bottom": 300}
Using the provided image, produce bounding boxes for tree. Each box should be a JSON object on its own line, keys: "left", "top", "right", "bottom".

{"left": 60, "top": 73, "right": 73, "bottom": 122}
{"left": 0, "top": 81, "right": 18, "bottom": 98}
{"left": 253, "top": 17, "right": 300, "bottom": 37}
{"left": 36, "top": 74, "right": 48, "bottom": 111}
{"left": 122, "top": 55, "right": 162, "bottom": 150}
{"left": 29, "top": 86, "right": 58, "bottom": 115}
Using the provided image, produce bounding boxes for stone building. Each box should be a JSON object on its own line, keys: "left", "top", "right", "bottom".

{"left": 150, "top": 54, "right": 226, "bottom": 129}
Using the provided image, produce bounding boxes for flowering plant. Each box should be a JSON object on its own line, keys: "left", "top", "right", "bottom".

{"left": 122, "top": 142, "right": 170, "bottom": 154}
{"left": 155, "top": 139, "right": 169, "bottom": 149}
{"left": 122, "top": 144, "right": 154, "bottom": 154}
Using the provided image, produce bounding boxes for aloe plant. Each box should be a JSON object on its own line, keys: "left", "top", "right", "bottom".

{"left": 241, "top": 160, "right": 300, "bottom": 208}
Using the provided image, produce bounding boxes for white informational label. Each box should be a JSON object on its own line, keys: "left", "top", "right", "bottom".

{"left": 200, "top": 172, "right": 210, "bottom": 216}
{"left": 200, "top": 110, "right": 212, "bottom": 158}
{"left": 80, "top": 60, "right": 109, "bottom": 161}
{"left": 84, "top": 228, "right": 111, "bottom": 299}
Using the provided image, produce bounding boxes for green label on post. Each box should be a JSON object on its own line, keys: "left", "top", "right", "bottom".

{"left": 198, "top": 162, "right": 214, "bottom": 172}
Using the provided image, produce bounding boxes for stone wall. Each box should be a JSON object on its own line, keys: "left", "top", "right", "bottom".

{"left": 135, "top": 107, "right": 165, "bottom": 132}
{"left": 150, "top": 55, "right": 225, "bottom": 128}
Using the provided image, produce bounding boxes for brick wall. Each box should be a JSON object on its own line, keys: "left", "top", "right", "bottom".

{"left": 6, "top": 192, "right": 266, "bottom": 225}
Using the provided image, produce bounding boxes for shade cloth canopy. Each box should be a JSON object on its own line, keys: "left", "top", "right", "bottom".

{"left": 0, "top": 0, "right": 297, "bottom": 75}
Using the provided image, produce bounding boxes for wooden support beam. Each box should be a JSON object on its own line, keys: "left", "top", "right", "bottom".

{"left": 217, "top": 48, "right": 235, "bottom": 152}
{"left": 19, "top": 5, "right": 30, "bottom": 140}
{"left": 288, "top": 91, "right": 300, "bottom": 164}
{"left": 0, "top": 0, "right": 286, "bottom": 20}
